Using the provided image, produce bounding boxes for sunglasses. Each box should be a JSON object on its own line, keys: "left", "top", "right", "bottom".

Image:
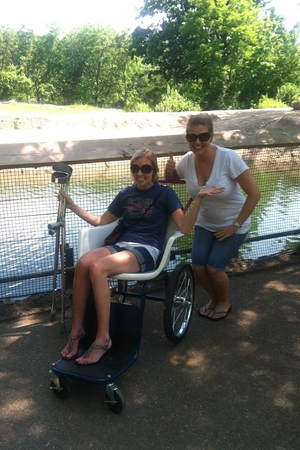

{"left": 186, "top": 133, "right": 211, "bottom": 142}
{"left": 130, "top": 164, "right": 153, "bottom": 174}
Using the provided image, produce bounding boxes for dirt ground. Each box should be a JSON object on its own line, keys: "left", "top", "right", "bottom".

{"left": 1, "top": 261, "right": 300, "bottom": 450}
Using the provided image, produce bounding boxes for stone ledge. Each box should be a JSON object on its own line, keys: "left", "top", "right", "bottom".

{"left": 0, "top": 108, "right": 299, "bottom": 168}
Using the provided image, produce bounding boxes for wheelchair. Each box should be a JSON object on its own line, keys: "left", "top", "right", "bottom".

{"left": 50, "top": 196, "right": 195, "bottom": 413}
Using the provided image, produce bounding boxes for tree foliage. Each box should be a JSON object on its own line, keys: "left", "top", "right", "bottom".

{"left": 132, "top": 0, "right": 300, "bottom": 109}
{"left": 0, "top": 3, "right": 299, "bottom": 112}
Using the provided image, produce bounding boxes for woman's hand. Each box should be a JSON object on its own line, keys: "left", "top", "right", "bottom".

{"left": 215, "top": 225, "right": 238, "bottom": 241}
{"left": 196, "top": 186, "right": 225, "bottom": 199}
{"left": 164, "top": 150, "right": 180, "bottom": 180}
{"left": 58, "top": 191, "right": 76, "bottom": 210}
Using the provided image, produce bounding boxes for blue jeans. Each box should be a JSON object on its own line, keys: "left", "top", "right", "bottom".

{"left": 191, "top": 226, "right": 247, "bottom": 271}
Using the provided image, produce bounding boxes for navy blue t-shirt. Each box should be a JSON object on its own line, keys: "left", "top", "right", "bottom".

{"left": 108, "top": 183, "right": 182, "bottom": 251}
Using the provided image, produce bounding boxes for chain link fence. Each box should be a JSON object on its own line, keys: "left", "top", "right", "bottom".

{"left": 1, "top": 147, "right": 300, "bottom": 300}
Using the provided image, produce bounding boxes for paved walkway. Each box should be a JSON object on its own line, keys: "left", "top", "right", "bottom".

{"left": 1, "top": 262, "right": 300, "bottom": 450}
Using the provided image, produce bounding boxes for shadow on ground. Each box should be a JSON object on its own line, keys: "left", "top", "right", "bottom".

{"left": 1, "top": 263, "right": 300, "bottom": 450}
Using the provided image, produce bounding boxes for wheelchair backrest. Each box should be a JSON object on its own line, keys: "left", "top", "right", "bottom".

{"left": 162, "top": 217, "right": 178, "bottom": 249}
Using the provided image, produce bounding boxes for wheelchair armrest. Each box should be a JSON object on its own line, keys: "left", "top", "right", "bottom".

{"left": 78, "top": 220, "right": 119, "bottom": 258}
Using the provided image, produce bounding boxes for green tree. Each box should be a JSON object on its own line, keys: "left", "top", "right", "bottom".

{"left": 0, "top": 27, "right": 18, "bottom": 71}
{"left": 123, "top": 56, "right": 168, "bottom": 109}
{"left": 0, "top": 65, "right": 33, "bottom": 101}
{"left": 132, "top": 0, "right": 300, "bottom": 109}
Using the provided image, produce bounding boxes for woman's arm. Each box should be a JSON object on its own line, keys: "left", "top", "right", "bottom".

{"left": 164, "top": 150, "right": 181, "bottom": 181}
{"left": 233, "top": 170, "right": 261, "bottom": 228}
{"left": 171, "top": 186, "right": 224, "bottom": 234}
{"left": 215, "top": 170, "right": 260, "bottom": 241}
{"left": 60, "top": 192, "right": 117, "bottom": 226}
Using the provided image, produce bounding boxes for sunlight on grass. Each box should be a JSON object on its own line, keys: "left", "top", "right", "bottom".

{"left": 0, "top": 102, "right": 103, "bottom": 114}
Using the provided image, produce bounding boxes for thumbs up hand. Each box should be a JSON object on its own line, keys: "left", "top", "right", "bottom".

{"left": 165, "top": 150, "right": 176, "bottom": 177}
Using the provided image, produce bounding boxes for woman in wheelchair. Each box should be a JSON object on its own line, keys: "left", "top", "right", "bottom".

{"left": 60, "top": 148, "right": 224, "bottom": 365}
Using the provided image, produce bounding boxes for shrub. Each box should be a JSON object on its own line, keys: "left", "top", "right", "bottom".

{"left": 154, "top": 87, "right": 200, "bottom": 112}
{"left": 125, "top": 102, "right": 152, "bottom": 112}
{"left": 257, "top": 95, "right": 288, "bottom": 109}
{"left": 277, "top": 83, "right": 300, "bottom": 106}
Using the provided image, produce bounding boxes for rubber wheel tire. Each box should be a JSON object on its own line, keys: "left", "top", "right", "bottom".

{"left": 105, "top": 388, "right": 124, "bottom": 414}
{"left": 163, "top": 263, "right": 195, "bottom": 343}
{"left": 50, "top": 377, "right": 70, "bottom": 400}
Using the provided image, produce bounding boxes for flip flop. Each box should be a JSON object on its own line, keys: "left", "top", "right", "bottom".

{"left": 198, "top": 304, "right": 215, "bottom": 318}
{"left": 208, "top": 306, "right": 232, "bottom": 321}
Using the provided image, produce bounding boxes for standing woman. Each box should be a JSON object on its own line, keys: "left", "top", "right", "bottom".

{"left": 165, "top": 114, "right": 260, "bottom": 320}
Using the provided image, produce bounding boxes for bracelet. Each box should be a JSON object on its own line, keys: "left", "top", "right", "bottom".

{"left": 233, "top": 220, "right": 241, "bottom": 228}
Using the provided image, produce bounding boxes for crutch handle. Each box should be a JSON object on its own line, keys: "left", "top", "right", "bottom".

{"left": 48, "top": 220, "right": 64, "bottom": 235}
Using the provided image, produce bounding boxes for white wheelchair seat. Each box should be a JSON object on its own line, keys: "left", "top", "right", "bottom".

{"left": 78, "top": 218, "right": 184, "bottom": 281}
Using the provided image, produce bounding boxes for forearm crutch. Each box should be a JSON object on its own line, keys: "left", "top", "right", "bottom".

{"left": 48, "top": 162, "right": 73, "bottom": 334}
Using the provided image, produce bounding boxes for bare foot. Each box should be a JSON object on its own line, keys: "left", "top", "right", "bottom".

{"left": 61, "top": 331, "right": 85, "bottom": 360}
{"left": 75, "top": 339, "right": 112, "bottom": 365}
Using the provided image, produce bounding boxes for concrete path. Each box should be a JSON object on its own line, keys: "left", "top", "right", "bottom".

{"left": 1, "top": 262, "right": 300, "bottom": 450}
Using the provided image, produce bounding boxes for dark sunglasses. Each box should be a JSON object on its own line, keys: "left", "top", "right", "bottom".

{"left": 130, "top": 164, "right": 153, "bottom": 174}
{"left": 186, "top": 132, "right": 211, "bottom": 142}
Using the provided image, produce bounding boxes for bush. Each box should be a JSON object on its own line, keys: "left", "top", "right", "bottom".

{"left": 154, "top": 87, "right": 200, "bottom": 112}
{"left": 125, "top": 102, "right": 152, "bottom": 112}
{"left": 277, "top": 83, "right": 300, "bottom": 106}
{"left": 257, "top": 95, "right": 288, "bottom": 109}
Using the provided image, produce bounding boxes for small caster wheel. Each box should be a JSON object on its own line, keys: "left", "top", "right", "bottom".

{"left": 105, "top": 385, "right": 124, "bottom": 414}
{"left": 50, "top": 375, "right": 70, "bottom": 400}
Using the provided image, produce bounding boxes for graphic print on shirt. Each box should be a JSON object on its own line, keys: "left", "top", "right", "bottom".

{"left": 126, "top": 196, "right": 154, "bottom": 220}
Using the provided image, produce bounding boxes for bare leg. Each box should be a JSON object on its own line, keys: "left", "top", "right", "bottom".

{"left": 61, "top": 247, "right": 111, "bottom": 359}
{"left": 194, "top": 265, "right": 231, "bottom": 319}
{"left": 193, "top": 266, "right": 218, "bottom": 316}
{"left": 75, "top": 250, "right": 140, "bottom": 365}
{"left": 206, "top": 267, "right": 231, "bottom": 319}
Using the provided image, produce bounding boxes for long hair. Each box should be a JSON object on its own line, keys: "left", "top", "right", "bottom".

{"left": 130, "top": 148, "right": 159, "bottom": 183}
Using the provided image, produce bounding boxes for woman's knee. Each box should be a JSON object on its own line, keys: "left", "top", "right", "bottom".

{"left": 192, "top": 265, "right": 207, "bottom": 281}
{"left": 89, "top": 260, "right": 107, "bottom": 282}
{"left": 75, "top": 255, "right": 91, "bottom": 275}
{"left": 206, "top": 266, "right": 227, "bottom": 281}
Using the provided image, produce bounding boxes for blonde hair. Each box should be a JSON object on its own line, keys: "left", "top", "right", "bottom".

{"left": 130, "top": 148, "right": 159, "bottom": 183}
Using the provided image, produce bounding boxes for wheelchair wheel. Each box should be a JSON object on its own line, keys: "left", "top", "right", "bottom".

{"left": 163, "top": 263, "right": 195, "bottom": 343}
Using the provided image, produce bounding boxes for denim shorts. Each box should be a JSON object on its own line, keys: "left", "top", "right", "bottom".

{"left": 106, "top": 244, "right": 156, "bottom": 273}
{"left": 191, "top": 225, "right": 247, "bottom": 271}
